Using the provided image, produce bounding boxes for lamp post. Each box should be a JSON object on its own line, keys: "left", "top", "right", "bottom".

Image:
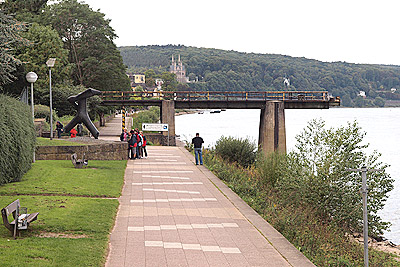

{"left": 347, "top": 166, "right": 383, "bottom": 267}
{"left": 46, "top": 58, "right": 56, "bottom": 139}
{"left": 26, "top": 71, "right": 38, "bottom": 162}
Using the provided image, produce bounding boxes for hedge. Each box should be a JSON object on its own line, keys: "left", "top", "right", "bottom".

{"left": 0, "top": 94, "right": 36, "bottom": 185}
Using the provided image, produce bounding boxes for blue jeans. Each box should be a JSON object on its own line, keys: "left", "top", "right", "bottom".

{"left": 194, "top": 148, "right": 203, "bottom": 165}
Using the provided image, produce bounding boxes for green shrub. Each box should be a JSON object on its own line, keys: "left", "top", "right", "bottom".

{"left": 255, "top": 151, "right": 287, "bottom": 188}
{"left": 0, "top": 94, "right": 36, "bottom": 185}
{"left": 280, "top": 119, "right": 393, "bottom": 237}
{"left": 203, "top": 142, "right": 399, "bottom": 267}
{"left": 34, "top": 104, "right": 58, "bottom": 123}
{"left": 214, "top": 136, "right": 257, "bottom": 167}
{"left": 132, "top": 106, "right": 160, "bottom": 130}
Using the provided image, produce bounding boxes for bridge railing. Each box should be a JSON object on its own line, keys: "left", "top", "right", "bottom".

{"left": 101, "top": 90, "right": 332, "bottom": 102}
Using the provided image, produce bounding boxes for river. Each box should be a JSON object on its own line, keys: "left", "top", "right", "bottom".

{"left": 175, "top": 108, "right": 400, "bottom": 244}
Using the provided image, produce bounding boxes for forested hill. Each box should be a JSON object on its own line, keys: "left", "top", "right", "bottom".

{"left": 119, "top": 45, "right": 400, "bottom": 107}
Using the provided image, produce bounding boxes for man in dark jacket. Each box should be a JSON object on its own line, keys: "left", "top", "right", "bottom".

{"left": 192, "top": 133, "right": 204, "bottom": 165}
{"left": 128, "top": 130, "right": 136, "bottom": 159}
{"left": 56, "top": 121, "right": 63, "bottom": 138}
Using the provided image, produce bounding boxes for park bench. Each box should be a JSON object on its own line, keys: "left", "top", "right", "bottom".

{"left": 71, "top": 153, "right": 88, "bottom": 168}
{"left": 1, "top": 199, "right": 39, "bottom": 238}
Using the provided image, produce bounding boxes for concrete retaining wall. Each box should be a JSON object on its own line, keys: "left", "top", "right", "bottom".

{"left": 36, "top": 142, "right": 128, "bottom": 160}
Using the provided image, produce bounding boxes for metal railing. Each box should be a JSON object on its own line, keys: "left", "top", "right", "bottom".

{"left": 101, "top": 90, "right": 332, "bottom": 102}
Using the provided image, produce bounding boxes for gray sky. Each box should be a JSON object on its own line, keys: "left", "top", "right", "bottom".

{"left": 82, "top": 0, "right": 400, "bottom": 66}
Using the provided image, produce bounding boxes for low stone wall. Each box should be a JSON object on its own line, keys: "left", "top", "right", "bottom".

{"left": 36, "top": 141, "right": 128, "bottom": 160}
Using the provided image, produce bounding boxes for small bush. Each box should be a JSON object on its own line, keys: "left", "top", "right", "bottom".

{"left": 214, "top": 136, "right": 257, "bottom": 168}
{"left": 34, "top": 104, "right": 58, "bottom": 123}
{"left": 0, "top": 94, "right": 36, "bottom": 185}
{"left": 132, "top": 106, "right": 160, "bottom": 130}
{"left": 256, "top": 151, "right": 287, "bottom": 188}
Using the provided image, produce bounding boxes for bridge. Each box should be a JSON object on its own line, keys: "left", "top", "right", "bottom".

{"left": 100, "top": 90, "right": 340, "bottom": 153}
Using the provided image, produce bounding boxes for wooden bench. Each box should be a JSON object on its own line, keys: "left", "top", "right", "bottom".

{"left": 71, "top": 153, "right": 88, "bottom": 168}
{"left": 1, "top": 199, "right": 39, "bottom": 238}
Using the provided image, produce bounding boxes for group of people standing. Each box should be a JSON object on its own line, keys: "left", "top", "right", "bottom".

{"left": 120, "top": 128, "right": 204, "bottom": 165}
{"left": 120, "top": 128, "right": 147, "bottom": 159}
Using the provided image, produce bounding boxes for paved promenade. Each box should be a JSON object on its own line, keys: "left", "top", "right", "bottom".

{"left": 99, "top": 114, "right": 131, "bottom": 141}
{"left": 105, "top": 144, "right": 315, "bottom": 266}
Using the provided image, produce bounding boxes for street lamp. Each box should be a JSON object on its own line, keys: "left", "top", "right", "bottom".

{"left": 347, "top": 166, "right": 383, "bottom": 267}
{"left": 26, "top": 71, "right": 38, "bottom": 162}
{"left": 46, "top": 58, "right": 56, "bottom": 139}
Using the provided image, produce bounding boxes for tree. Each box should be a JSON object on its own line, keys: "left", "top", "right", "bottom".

{"left": 0, "top": 10, "right": 27, "bottom": 89}
{"left": 16, "top": 23, "right": 71, "bottom": 104}
{"left": 144, "top": 69, "right": 156, "bottom": 88}
{"left": 354, "top": 96, "right": 365, "bottom": 107}
{"left": 161, "top": 72, "right": 178, "bottom": 91}
{"left": 341, "top": 94, "right": 353, "bottom": 107}
{"left": 280, "top": 119, "right": 393, "bottom": 236}
{"left": 42, "top": 0, "right": 130, "bottom": 91}
{"left": 373, "top": 96, "right": 385, "bottom": 107}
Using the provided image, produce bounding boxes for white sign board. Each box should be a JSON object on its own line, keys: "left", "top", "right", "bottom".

{"left": 142, "top": 123, "right": 169, "bottom": 132}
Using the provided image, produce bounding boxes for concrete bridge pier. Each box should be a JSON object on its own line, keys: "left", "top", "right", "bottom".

{"left": 161, "top": 100, "right": 176, "bottom": 146}
{"left": 258, "top": 101, "right": 286, "bottom": 154}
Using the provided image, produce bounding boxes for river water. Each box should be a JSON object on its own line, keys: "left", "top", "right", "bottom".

{"left": 175, "top": 108, "right": 400, "bottom": 244}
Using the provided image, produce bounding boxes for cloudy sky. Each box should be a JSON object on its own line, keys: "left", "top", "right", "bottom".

{"left": 82, "top": 0, "right": 400, "bottom": 66}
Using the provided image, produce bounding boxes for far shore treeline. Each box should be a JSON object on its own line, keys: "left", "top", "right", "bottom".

{"left": 120, "top": 45, "right": 400, "bottom": 107}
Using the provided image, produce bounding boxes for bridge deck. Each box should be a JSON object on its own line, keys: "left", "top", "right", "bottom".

{"left": 100, "top": 91, "right": 340, "bottom": 109}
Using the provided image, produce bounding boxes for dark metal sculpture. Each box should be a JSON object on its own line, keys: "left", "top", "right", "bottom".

{"left": 64, "top": 88, "right": 101, "bottom": 139}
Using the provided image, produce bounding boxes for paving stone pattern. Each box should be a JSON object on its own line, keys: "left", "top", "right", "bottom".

{"left": 106, "top": 146, "right": 315, "bottom": 267}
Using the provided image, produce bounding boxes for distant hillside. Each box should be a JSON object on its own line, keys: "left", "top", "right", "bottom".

{"left": 119, "top": 45, "right": 400, "bottom": 107}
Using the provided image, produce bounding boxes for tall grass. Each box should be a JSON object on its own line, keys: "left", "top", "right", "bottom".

{"left": 202, "top": 131, "right": 397, "bottom": 266}
{"left": 204, "top": 151, "right": 399, "bottom": 266}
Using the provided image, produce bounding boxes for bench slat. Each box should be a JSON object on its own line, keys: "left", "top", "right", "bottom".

{"left": 4, "top": 199, "right": 20, "bottom": 216}
{"left": 27, "top": 212, "right": 39, "bottom": 223}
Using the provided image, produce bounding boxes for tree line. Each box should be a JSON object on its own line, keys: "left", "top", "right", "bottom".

{"left": 0, "top": 0, "right": 130, "bottom": 118}
{"left": 120, "top": 45, "right": 400, "bottom": 107}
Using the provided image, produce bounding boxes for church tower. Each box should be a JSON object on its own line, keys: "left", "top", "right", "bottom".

{"left": 170, "top": 54, "right": 189, "bottom": 83}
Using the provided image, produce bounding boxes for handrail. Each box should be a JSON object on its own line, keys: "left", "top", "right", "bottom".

{"left": 100, "top": 90, "right": 332, "bottom": 102}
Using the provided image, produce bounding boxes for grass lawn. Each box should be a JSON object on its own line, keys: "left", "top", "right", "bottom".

{"left": 36, "top": 137, "right": 88, "bottom": 146}
{"left": 0, "top": 160, "right": 126, "bottom": 198}
{"left": 0, "top": 160, "right": 126, "bottom": 266}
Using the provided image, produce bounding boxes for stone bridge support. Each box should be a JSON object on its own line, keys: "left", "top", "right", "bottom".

{"left": 161, "top": 100, "right": 176, "bottom": 146}
{"left": 258, "top": 101, "right": 286, "bottom": 155}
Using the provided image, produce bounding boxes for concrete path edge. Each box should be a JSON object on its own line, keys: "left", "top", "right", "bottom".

{"left": 177, "top": 145, "right": 316, "bottom": 267}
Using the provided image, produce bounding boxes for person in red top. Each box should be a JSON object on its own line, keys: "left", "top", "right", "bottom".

{"left": 70, "top": 128, "right": 77, "bottom": 138}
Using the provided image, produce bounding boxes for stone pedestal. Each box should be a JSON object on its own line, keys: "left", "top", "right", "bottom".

{"left": 258, "top": 101, "right": 286, "bottom": 154}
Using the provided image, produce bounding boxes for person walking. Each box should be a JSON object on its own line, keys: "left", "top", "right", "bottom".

{"left": 56, "top": 121, "right": 63, "bottom": 138}
{"left": 192, "top": 133, "right": 204, "bottom": 165}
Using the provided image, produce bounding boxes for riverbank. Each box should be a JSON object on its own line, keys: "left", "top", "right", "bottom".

{"left": 350, "top": 233, "right": 400, "bottom": 259}
{"left": 203, "top": 153, "right": 399, "bottom": 265}
{"left": 175, "top": 109, "right": 200, "bottom": 116}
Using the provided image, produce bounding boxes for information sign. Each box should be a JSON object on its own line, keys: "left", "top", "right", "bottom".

{"left": 142, "top": 123, "right": 169, "bottom": 131}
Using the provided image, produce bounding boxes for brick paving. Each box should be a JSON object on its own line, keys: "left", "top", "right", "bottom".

{"left": 99, "top": 114, "right": 132, "bottom": 141}
{"left": 106, "top": 146, "right": 315, "bottom": 266}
